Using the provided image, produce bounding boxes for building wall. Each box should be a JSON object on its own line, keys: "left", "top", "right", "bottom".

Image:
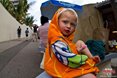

{"left": 0, "top": 3, "right": 33, "bottom": 42}
{"left": 74, "top": 4, "right": 109, "bottom": 44}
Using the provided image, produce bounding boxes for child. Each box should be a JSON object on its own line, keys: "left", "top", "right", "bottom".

{"left": 37, "top": 7, "right": 100, "bottom": 78}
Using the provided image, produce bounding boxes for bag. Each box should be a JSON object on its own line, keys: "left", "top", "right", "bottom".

{"left": 86, "top": 40, "right": 105, "bottom": 60}
{"left": 40, "top": 53, "right": 45, "bottom": 69}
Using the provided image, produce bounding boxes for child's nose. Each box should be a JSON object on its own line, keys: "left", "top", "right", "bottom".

{"left": 66, "top": 24, "right": 71, "bottom": 28}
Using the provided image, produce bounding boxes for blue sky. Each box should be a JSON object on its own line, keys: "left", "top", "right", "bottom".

{"left": 27, "top": 0, "right": 105, "bottom": 26}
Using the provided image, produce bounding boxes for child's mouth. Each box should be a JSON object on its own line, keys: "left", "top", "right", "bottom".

{"left": 65, "top": 30, "right": 70, "bottom": 33}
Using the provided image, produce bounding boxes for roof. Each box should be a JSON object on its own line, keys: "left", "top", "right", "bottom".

{"left": 95, "top": 0, "right": 110, "bottom": 8}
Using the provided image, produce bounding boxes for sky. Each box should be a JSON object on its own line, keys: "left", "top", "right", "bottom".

{"left": 27, "top": 0, "right": 105, "bottom": 26}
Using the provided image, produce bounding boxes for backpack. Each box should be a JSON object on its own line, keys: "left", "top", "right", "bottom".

{"left": 86, "top": 40, "right": 105, "bottom": 60}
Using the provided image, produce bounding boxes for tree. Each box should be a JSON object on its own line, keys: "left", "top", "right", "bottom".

{"left": 0, "top": 0, "right": 15, "bottom": 15}
{"left": 0, "top": 0, "right": 35, "bottom": 26}
{"left": 24, "top": 15, "right": 35, "bottom": 27}
{"left": 14, "top": 0, "right": 29, "bottom": 24}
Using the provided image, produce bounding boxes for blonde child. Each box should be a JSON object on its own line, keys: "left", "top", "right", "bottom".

{"left": 36, "top": 7, "right": 100, "bottom": 78}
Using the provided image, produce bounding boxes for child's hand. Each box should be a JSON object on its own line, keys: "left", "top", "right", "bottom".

{"left": 92, "top": 56, "right": 101, "bottom": 63}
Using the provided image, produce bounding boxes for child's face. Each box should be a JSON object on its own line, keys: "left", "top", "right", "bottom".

{"left": 58, "top": 10, "right": 77, "bottom": 37}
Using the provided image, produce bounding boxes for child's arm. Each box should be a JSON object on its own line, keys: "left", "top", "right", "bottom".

{"left": 76, "top": 40, "right": 101, "bottom": 63}
{"left": 76, "top": 40, "right": 93, "bottom": 58}
{"left": 51, "top": 40, "right": 88, "bottom": 68}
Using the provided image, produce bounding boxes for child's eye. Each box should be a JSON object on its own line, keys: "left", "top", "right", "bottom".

{"left": 63, "top": 21, "right": 68, "bottom": 24}
{"left": 71, "top": 23, "right": 76, "bottom": 27}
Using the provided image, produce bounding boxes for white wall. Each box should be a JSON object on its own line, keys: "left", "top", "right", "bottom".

{"left": 0, "top": 3, "right": 33, "bottom": 42}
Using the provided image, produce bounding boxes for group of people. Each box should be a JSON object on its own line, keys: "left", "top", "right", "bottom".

{"left": 17, "top": 15, "right": 49, "bottom": 42}
{"left": 17, "top": 26, "right": 29, "bottom": 40}
{"left": 31, "top": 16, "right": 49, "bottom": 45}
{"left": 36, "top": 7, "right": 102, "bottom": 78}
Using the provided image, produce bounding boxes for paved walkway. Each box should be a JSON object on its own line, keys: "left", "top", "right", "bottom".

{"left": 0, "top": 39, "right": 23, "bottom": 53}
{"left": 0, "top": 39, "right": 43, "bottom": 78}
{"left": 0, "top": 38, "right": 117, "bottom": 78}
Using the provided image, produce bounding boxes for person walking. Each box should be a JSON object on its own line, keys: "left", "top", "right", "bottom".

{"left": 17, "top": 26, "right": 21, "bottom": 39}
{"left": 32, "top": 24, "right": 38, "bottom": 42}
{"left": 25, "top": 28, "right": 29, "bottom": 40}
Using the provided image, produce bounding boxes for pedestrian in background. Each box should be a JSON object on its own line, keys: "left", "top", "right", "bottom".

{"left": 38, "top": 16, "right": 49, "bottom": 50}
{"left": 32, "top": 24, "right": 38, "bottom": 42}
{"left": 17, "top": 26, "right": 21, "bottom": 39}
{"left": 38, "top": 16, "right": 49, "bottom": 69}
{"left": 25, "top": 28, "right": 29, "bottom": 41}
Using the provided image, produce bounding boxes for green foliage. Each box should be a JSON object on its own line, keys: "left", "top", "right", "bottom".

{"left": 24, "top": 16, "right": 35, "bottom": 27}
{"left": 0, "top": 0, "right": 35, "bottom": 26}
{"left": 0, "top": 0, "right": 15, "bottom": 14}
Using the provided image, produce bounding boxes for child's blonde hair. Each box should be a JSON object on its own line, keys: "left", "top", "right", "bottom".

{"left": 58, "top": 8, "right": 78, "bottom": 24}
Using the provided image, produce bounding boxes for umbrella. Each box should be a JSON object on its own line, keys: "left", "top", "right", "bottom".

{"left": 40, "top": 0, "right": 82, "bottom": 20}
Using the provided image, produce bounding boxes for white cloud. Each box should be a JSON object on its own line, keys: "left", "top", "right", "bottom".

{"left": 28, "top": 0, "right": 105, "bottom": 26}
{"left": 28, "top": 0, "right": 48, "bottom": 26}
